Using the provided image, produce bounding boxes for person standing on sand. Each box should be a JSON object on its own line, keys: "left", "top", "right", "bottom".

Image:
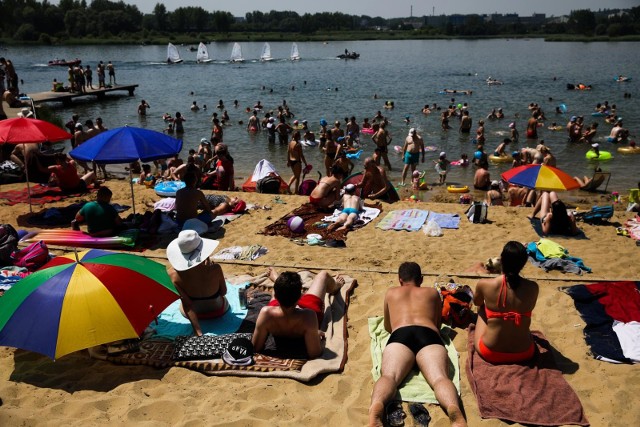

{"left": 107, "top": 61, "right": 116, "bottom": 85}
{"left": 252, "top": 268, "right": 344, "bottom": 359}
{"left": 400, "top": 128, "right": 424, "bottom": 186}
{"left": 286, "top": 131, "right": 307, "bottom": 194}
{"left": 369, "top": 262, "right": 467, "bottom": 427}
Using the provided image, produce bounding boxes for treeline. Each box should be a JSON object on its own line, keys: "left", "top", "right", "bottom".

{"left": 1, "top": 1, "right": 639, "bottom": 43}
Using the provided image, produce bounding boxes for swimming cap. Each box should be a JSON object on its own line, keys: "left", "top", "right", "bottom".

{"left": 320, "top": 119, "right": 327, "bottom": 126}
{"left": 439, "top": 152, "right": 446, "bottom": 158}
{"left": 509, "top": 122, "right": 515, "bottom": 128}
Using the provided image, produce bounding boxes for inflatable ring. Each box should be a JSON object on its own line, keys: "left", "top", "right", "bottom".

{"left": 585, "top": 150, "right": 612, "bottom": 160}
{"left": 447, "top": 185, "right": 470, "bottom": 193}
{"left": 155, "top": 180, "right": 186, "bottom": 197}
{"left": 361, "top": 128, "right": 375, "bottom": 135}
{"left": 488, "top": 155, "right": 511, "bottom": 163}
{"left": 617, "top": 146, "right": 640, "bottom": 154}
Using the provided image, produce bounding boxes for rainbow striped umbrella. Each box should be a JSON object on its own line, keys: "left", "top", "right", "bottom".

{"left": 0, "top": 249, "right": 178, "bottom": 359}
{"left": 501, "top": 164, "right": 580, "bottom": 191}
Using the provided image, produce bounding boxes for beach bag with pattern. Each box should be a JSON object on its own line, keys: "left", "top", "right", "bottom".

{"left": 12, "top": 240, "right": 50, "bottom": 271}
{"left": 440, "top": 286, "right": 473, "bottom": 328}
{"left": 0, "top": 223, "right": 19, "bottom": 266}
{"left": 466, "top": 201, "right": 488, "bottom": 223}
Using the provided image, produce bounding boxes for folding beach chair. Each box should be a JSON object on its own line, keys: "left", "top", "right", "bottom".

{"left": 580, "top": 171, "right": 611, "bottom": 193}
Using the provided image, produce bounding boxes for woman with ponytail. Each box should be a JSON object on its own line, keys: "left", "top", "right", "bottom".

{"left": 473, "top": 241, "right": 539, "bottom": 364}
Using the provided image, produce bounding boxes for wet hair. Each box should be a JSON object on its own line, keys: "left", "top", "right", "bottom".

{"left": 500, "top": 241, "right": 528, "bottom": 289}
{"left": 398, "top": 262, "right": 423, "bottom": 285}
{"left": 274, "top": 271, "right": 302, "bottom": 308}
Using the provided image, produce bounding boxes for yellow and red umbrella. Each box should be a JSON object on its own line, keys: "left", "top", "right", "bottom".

{"left": 501, "top": 164, "right": 580, "bottom": 191}
{"left": 0, "top": 249, "right": 178, "bottom": 359}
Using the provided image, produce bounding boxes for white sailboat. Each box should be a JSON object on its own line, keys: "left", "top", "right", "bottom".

{"left": 196, "top": 42, "right": 213, "bottom": 63}
{"left": 167, "top": 43, "right": 183, "bottom": 64}
{"left": 290, "top": 42, "right": 300, "bottom": 61}
{"left": 230, "top": 42, "right": 244, "bottom": 63}
{"left": 260, "top": 42, "right": 273, "bottom": 61}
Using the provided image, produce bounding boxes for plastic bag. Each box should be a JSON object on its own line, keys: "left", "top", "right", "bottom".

{"left": 422, "top": 219, "right": 443, "bottom": 237}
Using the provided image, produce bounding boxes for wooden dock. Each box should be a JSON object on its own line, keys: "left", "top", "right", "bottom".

{"left": 27, "top": 84, "right": 139, "bottom": 107}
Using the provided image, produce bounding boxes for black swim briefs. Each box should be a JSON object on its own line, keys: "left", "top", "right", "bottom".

{"left": 387, "top": 325, "right": 444, "bottom": 354}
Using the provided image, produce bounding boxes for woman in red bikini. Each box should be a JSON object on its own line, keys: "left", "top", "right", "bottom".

{"left": 473, "top": 241, "right": 539, "bottom": 364}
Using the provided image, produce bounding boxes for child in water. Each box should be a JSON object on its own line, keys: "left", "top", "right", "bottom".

{"left": 412, "top": 170, "right": 421, "bottom": 191}
{"left": 435, "top": 152, "right": 451, "bottom": 185}
{"left": 509, "top": 122, "right": 519, "bottom": 143}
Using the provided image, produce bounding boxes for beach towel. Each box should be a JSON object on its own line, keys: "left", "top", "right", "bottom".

{"left": 426, "top": 212, "right": 460, "bottom": 229}
{"left": 526, "top": 240, "right": 591, "bottom": 274}
{"left": 528, "top": 216, "right": 586, "bottom": 239}
{"left": 20, "top": 229, "right": 139, "bottom": 248}
{"left": 92, "top": 271, "right": 356, "bottom": 381}
{"left": 261, "top": 202, "right": 382, "bottom": 244}
{"left": 212, "top": 245, "right": 268, "bottom": 261}
{"left": 561, "top": 281, "right": 640, "bottom": 364}
{"left": 466, "top": 324, "right": 589, "bottom": 426}
{"left": 375, "top": 209, "right": 429, "bottom": 231}
{"left": 368, "top": 316, "right": 460, "bottom": 403}
{"left": 0, "top": 184, "right": 97, "bottom": 206}
{"left": 625, "top": 216, "right": 640, "bottom": 241}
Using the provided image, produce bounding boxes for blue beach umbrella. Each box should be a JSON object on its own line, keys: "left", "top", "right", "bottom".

{"left": 70, "top": 126, "right": 183, "bottom": 214}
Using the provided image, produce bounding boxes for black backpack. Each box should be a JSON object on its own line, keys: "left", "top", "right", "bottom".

{"left": 257, "top": 175, "right": 282, "bottom": 194}
{"left": 0, "top": 224, "right": 19, "bottom": 266}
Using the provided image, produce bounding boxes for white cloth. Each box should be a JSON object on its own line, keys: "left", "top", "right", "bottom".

{"left": 612, "top": 320, "right": 640, "bottom": 363}
{"left": 154, "top": 197, "right": 176, "bottom": 212}
{"left": 322, "top": 207, "right": 381, "bottom": 225}
{"left": 250, "top": 159, "right": 280, "bottom": 182}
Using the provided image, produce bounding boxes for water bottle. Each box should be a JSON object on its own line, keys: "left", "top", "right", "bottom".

{"left": 238, "top": 287, "right": 247, "bottom": 309}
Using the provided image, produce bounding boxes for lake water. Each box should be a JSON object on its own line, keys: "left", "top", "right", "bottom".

{"left": 6, "top": 39, "right": 640, "bottom": 194}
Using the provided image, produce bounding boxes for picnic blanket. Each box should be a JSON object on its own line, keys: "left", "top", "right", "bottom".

{"left": 0, "top": 184, "right": 97, "bottom": 206}
{"left": 261, "top": 202, "right": 382, "bottom": 243}
{"left": 20, "top": 229, "right": 139, "bottom": 248}
{"left": 91, "top": 271, "right": 357, "bottom": 381}
{"left": 368, "top": 316, "right": 460, "bottom": 403}
{"left": 376, "top": 209, "right": 428, "bottom": 231}
{"left": 466, "top": 324, "right": 589, "bottom": 426}
{"left": 426, "top": 212, "right": 460, "bottom": 229}
{"left": 561, "top": 281, "right": 640, "bottom": 364}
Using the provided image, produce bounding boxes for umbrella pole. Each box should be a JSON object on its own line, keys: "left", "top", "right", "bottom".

{"left": 129, "top": 168, "right": 136, "bottom": 215}
{"left": 23, "top": 143, "right": 33, "bottom": 214}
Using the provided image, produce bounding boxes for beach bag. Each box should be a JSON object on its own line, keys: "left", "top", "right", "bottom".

{"left": 577, "top": 205, "right": 614, "bottom": 224}
{"left": 257, "top": 175, "right": 281, "bottom": 194}
{"left": 298, "top": 179, "right": 317, "bottom": 196}
{"left": 12, "top": 240, "right": 50, "bottom": 271}
{"left": 0, "top": 224, "right": 19, "bottom": 266}
{"left": 440, "top": 287, "right": 473, "bottom": 328}
{"left": 466, "top": 202, "right": 488, "bottom": 223}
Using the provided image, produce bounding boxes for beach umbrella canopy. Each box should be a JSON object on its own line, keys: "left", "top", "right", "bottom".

{"left": 0, "top": 249, "right": 179, "bottom": 360}
{"left": 501, "top": 164, "right": 580, "bottom": 192}
{"left": 69, "top": 126, "right": 182, "bottom": 164}
{"left": 0, "top": 117, "right": 72, "bottom": 144}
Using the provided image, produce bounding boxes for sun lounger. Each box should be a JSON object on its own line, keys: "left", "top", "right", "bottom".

{"left": 580, "top": 171, "right": 610, "bottom": 192}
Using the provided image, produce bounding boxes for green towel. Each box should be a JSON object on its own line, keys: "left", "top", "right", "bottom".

{"left": 368, "top": 316, "right": 460, "bottom": 404}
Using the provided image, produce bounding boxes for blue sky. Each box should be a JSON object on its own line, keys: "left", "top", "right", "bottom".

{"left": 116, "top": 0, "right": 636, "bottom": 17}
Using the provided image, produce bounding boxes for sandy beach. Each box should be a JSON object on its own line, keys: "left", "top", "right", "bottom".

{"left": 0, "top": 178, "right": 639, "bottom": 427}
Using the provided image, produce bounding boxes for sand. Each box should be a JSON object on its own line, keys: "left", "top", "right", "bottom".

{"left": 0, "top": 179, "right": 639, "bottom": 426}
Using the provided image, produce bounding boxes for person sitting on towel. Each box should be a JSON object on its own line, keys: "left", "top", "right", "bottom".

{"left": 166, "top": 230, "right": 228, "bottom": 336}
{"left": 48, "top": 153, "right": 99, "bottom": 193}
{"left": 73, "top": 186, "right": 123, "bottom": 237}
{"left": 473, "top": 241, "right": 539, "bottom": 364}
{"left": 252, "top": 268, "right": 344, "bottom": 359}
{"left": 175, "top": 172, "right": 212, "bottom": 226}
{"left": 359, "top": 157, "right": 393, "bottom": 201}
{"left": 369, "top": 262, "right": 466, "bottom": 427}
{"left": 308, "top": 165, "right": 345, "bottom": 210}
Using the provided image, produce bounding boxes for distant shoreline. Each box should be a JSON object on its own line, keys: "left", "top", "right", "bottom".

{"left": 2, "top": 33, "right": 640, "bottom": 46}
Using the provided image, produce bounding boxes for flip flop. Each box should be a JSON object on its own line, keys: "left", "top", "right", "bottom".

{"left": 616, "top": 227, "right": 629, "bottom": 237}
{"left": 409, "top": 403, "right": 431, "bottom": 427}
{"left": 386, "top": 401, "right": 406, "bottom": 427}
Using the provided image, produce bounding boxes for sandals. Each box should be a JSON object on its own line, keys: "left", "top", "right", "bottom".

{"left": 616, "top": 227, "right": 629, "bottom": 237}
{"left": 409, "top": 403, "right": 431, "bottom": 427}
{"left": 386, "top": 401, "right": 406, "bottom": 427}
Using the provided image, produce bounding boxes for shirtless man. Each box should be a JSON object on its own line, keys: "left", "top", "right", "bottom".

{"left": 275, "top": 117, "right": 291, "bottom": 144}
{"left": 474, "top": 165, "right": 491, "bottom": 190}
{"left": 252, "top": 268, "right": 344, "bottom": 359}
{"left": 459, "top": 110, "right": 472, "bottom": 133}
{"left": 328, "top": 184, "right": 363, "bottom": 232}
{"left": 372, "top": 122, "right": 392, "bottom": 171}
{"left": 400, "top": 128, "right": 425, "bottom": 186}
{"left": 166, "top": 231, "right": 228, "bottom": 336}
{"left": 331, "top": 120, "right": 345, "bottom": 141}
{"left": 107, "top": 61, "right": 115, "bottom": 85}
{"left": 174, "top": 172, "right": 212, "bottom": 225}
{"left": 526, "top": 111, "right": 539, "bottom": 139}
{"left": 309, "top": 165, "right": 344, "bottom": 209}
{"left": 138, "top": 99, "right": 150, "bottom": 116}
{"left": 360, "top": 157, "right": 391, "bottom": 201}
{"left": 369, "top": 262, "right": 466, "bottom": 427}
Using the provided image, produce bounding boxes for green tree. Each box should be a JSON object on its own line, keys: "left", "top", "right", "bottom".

{"left": 568, "top": 9, "right": 596, "bottom": 35}
{"left": 153, "top": 3, "right": 169, "bottom": 30}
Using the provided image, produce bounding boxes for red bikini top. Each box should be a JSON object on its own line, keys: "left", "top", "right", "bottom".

{"left": 484, "top": 275, "right": 532, "bottom": 326}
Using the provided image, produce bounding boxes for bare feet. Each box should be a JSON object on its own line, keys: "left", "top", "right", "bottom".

{"left": 368, "top": 402, "right": 384, "bottom": 427}
{"left": 267, "top": 266, "right": 279, "bottom": 282}
{"left": 327, "top": 274, "right": 345, "bottom": 295}
{"left": 447, "top": 405, "right": 467, "bottom": 427}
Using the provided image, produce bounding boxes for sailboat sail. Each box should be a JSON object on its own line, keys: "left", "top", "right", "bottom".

{"left": 167, "top": 43, "right": 182, "bottom": 63}
{"left": 230, "top": 43, "right": 244, "bottom": 62}
{"left": 196, "top": 42, "right": 212, "bottom": 63}
{"left": 290, "top": 42, "right": 300, "bottom": 61}
{"left": 260, "top": 42, "right": 272, "bottom": 61}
